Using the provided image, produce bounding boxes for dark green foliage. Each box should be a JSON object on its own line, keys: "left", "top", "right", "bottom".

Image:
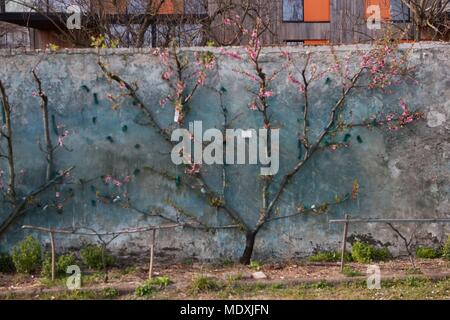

{"left": 80, "top": 245, "right": 114, "bottom": 270}
{"left": 0, "top": 252, "right": 15, "bottom": 273}
{"left": 351, "top": 241, "right": 392, "bottom": 263}
{"left": 12, "top": 235, "right": 42, "bottom": 274}
{"left": 416, "top": 247, "right": 440, "bottom": 259}
{"left": 135, "top": 277, "right": 171, "bottom": 297}
{"left": 442, "top": 236, "right": 450, "bottom": 260}
{"left": 309, "top": 251, "right": 352, "bottom": 263}
{"left": 42, "top": 253, "right": 77, "bottom": 278}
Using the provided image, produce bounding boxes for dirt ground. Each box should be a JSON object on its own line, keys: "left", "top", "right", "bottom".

{"left": 1, "top": 258, "right": 449, "bottom": 300}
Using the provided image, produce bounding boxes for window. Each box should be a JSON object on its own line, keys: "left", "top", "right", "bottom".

{"left": 283, "top": 0, "right": 303, "bottom": 22}
{"left": 390, "top": 0, "right": 410, "bottom": 22}
{"left": 283, "top": 0, "right": 330, "bottom": 22}
{"left": 285, "top": 40, "right": 304, "bottom": 46}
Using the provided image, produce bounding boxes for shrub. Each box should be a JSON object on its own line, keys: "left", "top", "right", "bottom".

{"left": 0, "top": 252, "right": 15, "bottom": 273}
{"left": 351, "top": 241, "right": 391, "bottom": 263}
{"left": 249, "top": 260, "right": 263, "bottom": 271}
{"left": 189, "top": 276, "right": 220, "bottom": 294}
{"left": 151, "top": 276, "right": 171, "bottom": 287}
{"left": 12, "top": 235, "right": 42, "bottom": 274}
{"left": 135, "top": 281, "right": 157, "bottom": 297}
{"left": 309, "top": 251, "right": 353, "bottom": 263}
{"left": 80, "top": 245, "right": 114, "bottom": 270}
{"left": 41, "top": 253, "right": 77, "bottom": 278}
{"left": 102, "top": 287, "right": 119, "bottom": 298}
{"left": 416, "top": 247, "right": 440, "bottom": 259}
{"left": 442, "top": 236, "right": 450, "bottom": 261}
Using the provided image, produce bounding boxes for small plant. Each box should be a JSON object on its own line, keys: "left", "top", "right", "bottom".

{"left": 42, "top": 253, "right": 77, "bottom": 278}
{"left": 309, "top": 250, "right": 353, "bottom": 263}
{"left": 311, "top": 281, "right": 333, "bottom": 289}
{"left": 102, "top": 287, "right": 119, "bottom": 298}
{"left": 341, "top": 266, "right": 363, "bottom": 277}
{"left": 351, "top": 241, "right": 392, "bottom": 263}
{"left": 12, "top": 235, "right": 42, "bottom": 274}
{"left": 442, "top": 236, "right": 450, "bottom": 260}
{"left": 190, "top": 275, "right": 221, "bottom": 294}
{"left": 80, "top": 245, "right": 114, "bottom": 270}
{"left": 0, "top": 252, "right": 15, "bottom": 273}
{"left": 416, "top": 247, "right": 440, "bottom": 259}
{"left": 249, "top": 260, "right": 263, "bottom": 271}
{"left": 135, "top": 280, "right": 158, "bottom": 297}
{"left": 151, "top": 276, "right": 171, "bottom": 288}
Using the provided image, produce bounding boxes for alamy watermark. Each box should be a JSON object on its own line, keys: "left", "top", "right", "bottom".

{"left": 367, "top": 265, "right": 381, "bottom": 290}
{"left": 66, "top": 5, "right": 82, "bottom": 30}
{"left": 66, "top": 265, "right": 81, "bottom": 290}
{"left": 367, "top": 5, "right": 382, "bottom": 30}
{"left": 171, "top": 121, "right": 280, "bottom": 176}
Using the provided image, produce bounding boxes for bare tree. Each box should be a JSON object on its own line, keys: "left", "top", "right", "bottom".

{"left": 400, "top": 0, "right": 450, "bottom": 40}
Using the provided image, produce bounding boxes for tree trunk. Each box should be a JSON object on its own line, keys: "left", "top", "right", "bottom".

{"left": 240, "top": 231, "right": 257, "bottom": 265}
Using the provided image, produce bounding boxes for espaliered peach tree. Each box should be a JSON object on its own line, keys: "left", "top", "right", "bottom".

{"left": 98, "top": 25, "right": 423, "bottom": 264}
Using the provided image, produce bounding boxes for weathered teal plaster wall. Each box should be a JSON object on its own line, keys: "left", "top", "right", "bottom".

{"left": 0, "top": 44, "right": 449, "bottom": 261}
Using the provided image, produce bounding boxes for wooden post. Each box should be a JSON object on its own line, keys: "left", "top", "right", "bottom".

{"left": 49, "top": 231, "right": 56, "bottom": 281}
{"left": 340, "top": 214, "right": 350, "bottom": 272}
{"left": 148, "top": 229, "right": 156, "bottom": 280}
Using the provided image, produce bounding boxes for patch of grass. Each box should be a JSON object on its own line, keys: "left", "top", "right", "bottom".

{"left": 351, "top": 241, "right": 392, "bottom": 263}
{"left": 341, "top": 266, "right": 363, "bottom": 277}
{"left": 416, "top": 247, "right": 440, "bottom": 259}
{"left": 12, "top": 235, "right": 42, "bottom": 274}
{"left": 405, "top": 267, "right": 423, "bottom": 275}
{"left": 249, "top": 260, "right": 263, "bottom": 271}
{"left": 102, "top": 287, "right": 119, "bottom": 299}
{"left": 403, "top": 276, "right": 429, "bottom": 288}
{"left": 310, "top": 281, "right": 333, "bottom": 289}
{"left": 39, "top": 277, "right": 66, "bottom": 288}
{"left": 227, "top": 272, "right": 245, "bottom": 283}
{"left": 189, "top": 275, "right": 221, "bottom": 294}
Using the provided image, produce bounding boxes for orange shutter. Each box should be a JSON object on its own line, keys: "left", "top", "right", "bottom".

{"left": 158, "top": 0, "right": 185, "bottom": 14}
{"left": 304, "top": 40, "right": 329, "bottom": 45}
{"left": 304, "top": 0, "right": 330, "bottom": 22}
{"left": 365, "top": 0, "right": 391, "bottom": 21}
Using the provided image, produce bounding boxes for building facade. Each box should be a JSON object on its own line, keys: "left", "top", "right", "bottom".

{"left": 0, "top": 0, "right": 448, "bottom": 49}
